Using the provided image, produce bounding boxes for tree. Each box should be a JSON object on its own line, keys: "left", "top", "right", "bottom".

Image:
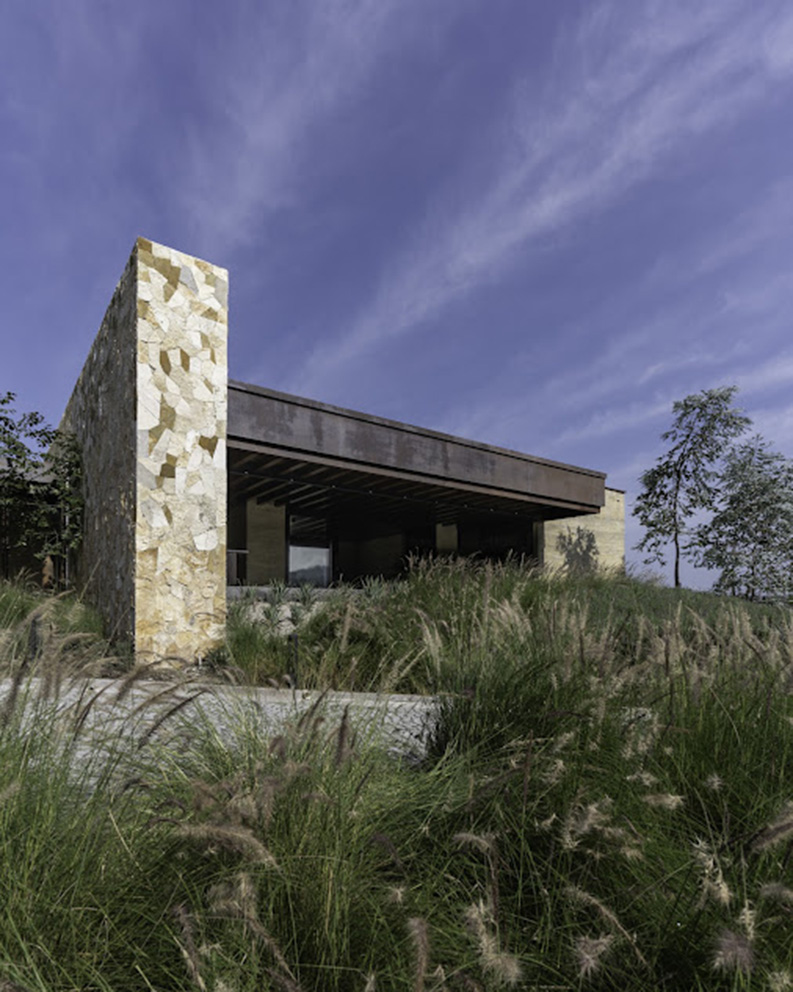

{"left": 691, "top": 437, "right": 793, "bottom": 602}
{"left": 0, "top": 391, "right": 83, "bottom": 582}
{"left": 633, "top": 386, "right": 750, "bottom": 587}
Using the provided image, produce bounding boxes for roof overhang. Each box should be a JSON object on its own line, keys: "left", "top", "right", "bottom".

{"left": 227, "top": 381, "right": 605, "bottom": 524}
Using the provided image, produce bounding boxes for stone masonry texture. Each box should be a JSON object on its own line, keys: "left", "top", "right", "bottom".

{"left": 62, "top": 252, "right": 138, "bottom": 643}
{"left": 63, "top": 238, "right": 228, "bottom": 659}
{"left": 61, "top": 235, "right": 623, "bottom": 659}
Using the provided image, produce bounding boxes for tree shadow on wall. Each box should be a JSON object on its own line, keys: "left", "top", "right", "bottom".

{"left": 556, "top": 526, "right": 600, "bottom": 573}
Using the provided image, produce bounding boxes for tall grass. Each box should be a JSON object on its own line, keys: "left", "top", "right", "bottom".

{"left": 1, "top": 562, "right": 792, "bottom": 989}
{"left": 0, "top": 577, "right": 116, "bottom": 684}
{"left": 223, "top": 557, "right": 791, "bottom": 695}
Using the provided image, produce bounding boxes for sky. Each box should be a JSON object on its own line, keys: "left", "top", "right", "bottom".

{"left": 3, "top": 0, "right": 793, "bottom": 588}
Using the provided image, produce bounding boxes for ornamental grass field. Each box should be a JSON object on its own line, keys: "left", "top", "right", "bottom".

{"left": 1, "top": 560, "right": 792, "bottom": 991}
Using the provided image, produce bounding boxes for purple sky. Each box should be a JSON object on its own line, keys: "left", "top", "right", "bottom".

{"left": 3, "top": 0, "right": 793, "bottom": 587}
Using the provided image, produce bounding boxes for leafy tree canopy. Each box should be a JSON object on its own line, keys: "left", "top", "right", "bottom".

{"left": 0, "top": 391, "right": 82, "bottom": 581}
{"left": 633, "top": 386, "right": 751, "bottom": 588}
{"left": 692, "top": 436, "right": 793, "bottom": 602}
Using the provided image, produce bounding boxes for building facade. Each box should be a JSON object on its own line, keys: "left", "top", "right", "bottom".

{"left": 62, "top": 239, "right": 624, "bottom": 659}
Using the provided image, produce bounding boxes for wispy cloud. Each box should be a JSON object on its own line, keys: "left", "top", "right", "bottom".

{"left": 291, "top": 0, "right": 793, "bottom": 395}
{"left": 435, "top": 298, "right": 745, "bottom": 454}
{"left": 550, "top": 398, "right": 672, "bottom": 447}
{"left": 695, "top": 179, "right": 793, "bottom": 277}
{"left": 179, "top": 0, "right": 457, "bottom": 255}
{"left": 546, "top": 345, "right": 793, "bottom": 454}
{"left": 1, "top": 4, "right": 151, "bottom": 192}
{"left": 735, "top": 354, "right": 793, "bottom": 398}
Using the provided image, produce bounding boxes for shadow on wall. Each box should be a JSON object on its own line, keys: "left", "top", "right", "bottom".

{"left": 556, "top": 526, "right": 600, "bottom": 573}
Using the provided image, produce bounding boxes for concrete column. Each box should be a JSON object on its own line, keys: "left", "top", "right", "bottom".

{"left": 435, "top": 522, "right": 458, "bottom": 554}
{"left": 246, "top": 500, "right": 287, "bottom": 584}
{"left": 62, "top": 238, "right": 228, "bottom": 659}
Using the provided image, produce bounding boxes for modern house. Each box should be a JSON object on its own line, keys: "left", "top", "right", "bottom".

{"left": 61, "top": 239, "right": 624, "bottom": 659}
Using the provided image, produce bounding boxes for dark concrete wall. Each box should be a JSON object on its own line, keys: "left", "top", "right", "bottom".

{"left": 228, "top": 382, "right": 604, "bottom": 513}
{"left": 336, "top": 533, "right": 406, "bottom": 581}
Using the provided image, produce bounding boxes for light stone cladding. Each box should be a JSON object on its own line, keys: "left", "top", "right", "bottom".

{"left": 542, "top": 488, "right": 625, "bottom": 571}
{"left": 63, "top": 238, "right": 228, "bottom": 659}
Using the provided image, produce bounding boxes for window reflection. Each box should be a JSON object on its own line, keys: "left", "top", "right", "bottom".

{"left": 288, "top": 545, "right": 331, "bottom": 587}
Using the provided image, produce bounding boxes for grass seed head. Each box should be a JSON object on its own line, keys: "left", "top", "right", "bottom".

{"left": 565, "top": 886, "right": 647, "bottom": 966}
{"left": 760, "top": 882, "right": 793, "bottom": 904}
{"left": 463, "top": 902, "right": 522, "bottom": 987}
{"left": 642, "top": 792, "right": 684, "bottom": 811}
{"left": 173, "top": 904, "right": 206, "bottom": 992}
{"left": 692, "top": 839, "right": 732, "bottom": 907}
{"left": 552, "top": 730, "right": 577, "bottom": 753}
{"left": 574, "top": 934, "right": 614, "bottom": 980}
{"left": 626, "top": 770, "right": 658, "bottom": 787}
{"left": 752, "top": 802, "right": 793, "bottom": 852}
{"left": 453, "top": 831, "right": 496, "bottom": 854}
{"left": 738, "top": 902, "right": 757, "bottom": 942}
{"left": 561, "top": 797, "right": 613, "bottom": 849}
{"left": 712, "top": 930, "right": 754, "bottom": 974}
{"left": 464, "top": 902, "right": 497, "bottom": 958}
{"left": 177, "top": 824, "right": 279, "bottom": 867}
{"left": 334, "top": 705, "right": 355, "bottom": 766}
{"left": 208, "top": 872, "right": 258, "bottom": 921}
{"left": 481, "top": 951, "right": 522, "bottom": 987}
{"left": 407, "top": 917, "right": 429, "bottom": 992}
{"left": 543, "top": 758, "right": 566, "bottom": 784}
{"left": 211, "top": 981, "right": 237, "bottom": 992}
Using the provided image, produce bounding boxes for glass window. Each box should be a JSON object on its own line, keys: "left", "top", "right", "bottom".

{"left": 288, "top": 544, "right": 331, "bottom": 586}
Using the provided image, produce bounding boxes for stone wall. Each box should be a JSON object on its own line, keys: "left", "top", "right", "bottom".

{"left": 62, "top": 252, "right": 138, "bottom": 643}
{"left": 542, "top": 487, "right": 625, "bottom": 571}
{"left": 135, "top": 239, "right": 228, "bottom": 657}
{"left": 63, "top": 238, "right": 229, "bottom": 658}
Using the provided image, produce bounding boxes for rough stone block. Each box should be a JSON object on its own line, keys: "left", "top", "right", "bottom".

{"left": 62, "top": 238, "right": 228, "bottom": 660}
